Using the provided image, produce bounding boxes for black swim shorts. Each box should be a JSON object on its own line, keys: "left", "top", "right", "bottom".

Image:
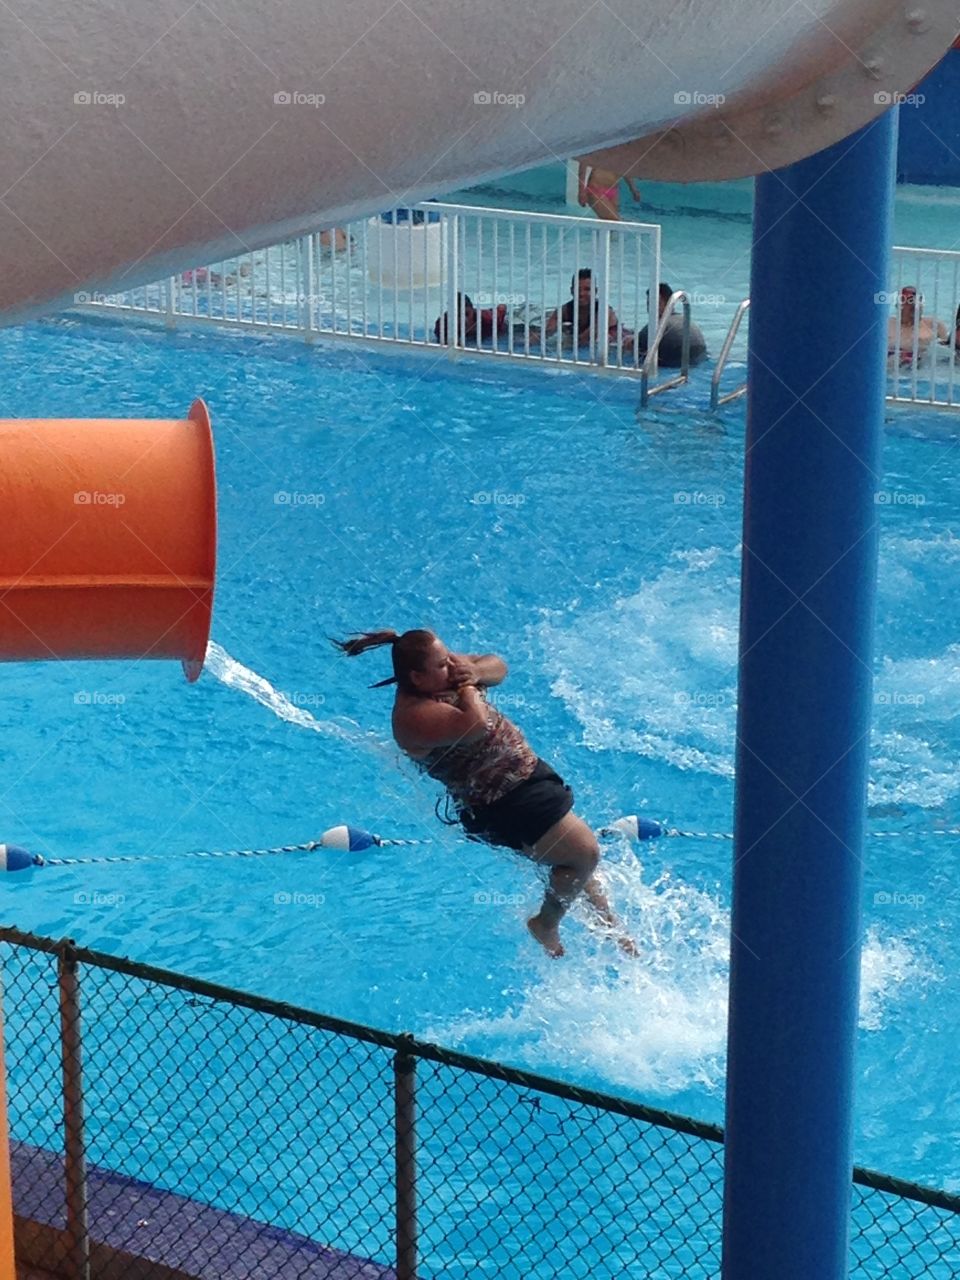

{"left": 459, "top": 759, "right": 574, "bottom": 852}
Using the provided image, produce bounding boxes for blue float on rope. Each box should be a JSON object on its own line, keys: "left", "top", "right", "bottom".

{"left": 319, "top": 825, "right": 381, "bottom": 852}
{"left": 600, "top": 815, "right": 666, "bottom": 841}
{"left": 0, "top": 844, "right": 43, "bottom": 872}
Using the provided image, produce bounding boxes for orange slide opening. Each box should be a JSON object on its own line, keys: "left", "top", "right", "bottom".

{"left": 0, "top": 399, "right": 217, "bottom": 681}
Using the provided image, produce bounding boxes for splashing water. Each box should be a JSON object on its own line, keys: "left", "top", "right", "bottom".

{"left": 544, "top": 546, "right": 960, "bottom": 811}
{"left": 202, "top": 643, "right": 934, "bottom": 1100}
{"left": 203, "top": 640, "right": 388, "bottom": 753}
{"left": 859, "top": 928, "right": 938, "bottom": 1033}
{"left": 430, "top": 843, "right": 933, "bottom": 1098}
{"left": 201, "top": 641, "right": 443, "bottom": 831}
{"left": 541, "top": 547, "right": 741, "bottom": 778}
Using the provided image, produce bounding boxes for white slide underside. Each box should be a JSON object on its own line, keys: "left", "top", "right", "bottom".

{"left": 0, "top": 1, "right": 956, "bottom": 322}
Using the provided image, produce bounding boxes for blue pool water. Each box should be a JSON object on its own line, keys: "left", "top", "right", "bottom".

{"left": 0, "top": 313, "right": 958, "bottom": 1200}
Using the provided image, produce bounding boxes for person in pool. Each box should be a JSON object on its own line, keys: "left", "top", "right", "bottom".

{"left": 634, "top": 282, "right": 708, "bottom": 368}
{"left": 541, "top": 269, "right": 632, "bottom": 350}
{"left": 333, "top": 628, "right": 636, "bottom": 958}
{"left": 434, "top": 294, "right": 509, "bottom": 346}
{"left": 887, "top": 285, "right": 949, "bottom": 366}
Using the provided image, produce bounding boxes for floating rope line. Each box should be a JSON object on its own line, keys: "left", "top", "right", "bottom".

{"left": 34, "top": 828, "right": 434, "bottom": 871}
{"left": 3, "top": 816, "right": 958, "bottom": 874}
{"left": 40, "top": 840, "right": 325, "bottom": 869}
{"left": 643, "top": 827, "right": 960, "bottom": 841}
{"left": 665, "top": 829, "right": 735, "bottom": 841}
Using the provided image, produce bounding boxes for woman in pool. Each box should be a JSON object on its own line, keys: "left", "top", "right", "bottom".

{"left": 577, "top": 159, "right": 642, "bottom": 221}
{"left": 333, "top": 628, "right": 635, "bottom": 958}
{"left": 887, "top": 285, "right": 949, "bottom": 366}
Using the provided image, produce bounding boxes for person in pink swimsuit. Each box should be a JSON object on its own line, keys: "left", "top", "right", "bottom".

{"left": 334, "top": 628, "right": 636, "bottom": 958}
{"left": 577, "top": 160, "right": 642, "bottom": 221}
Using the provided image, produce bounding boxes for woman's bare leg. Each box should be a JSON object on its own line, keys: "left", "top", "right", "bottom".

{"left": 586, "top": 192, "right": 621, "bottom": 221}
{"left": 522, "top": 813, "right": 636, "bottom": 957}
{"left": 580, "top": 875, "right": 639, "bottom": 957}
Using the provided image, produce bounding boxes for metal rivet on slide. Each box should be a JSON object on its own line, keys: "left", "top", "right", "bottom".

{"left": 905, "top": 9, "right": 930, "bottom": 32}
{"left": 763, "top": 114, "right": 784, "bottom": 136}
{"left": 816, "top": 94, "right": 838, "bottom": 115}
{"left": 862, "top": 56, "right": 884, "bottom": 79}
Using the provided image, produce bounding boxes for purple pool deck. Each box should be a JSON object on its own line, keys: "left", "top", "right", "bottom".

{"left": 12, "top": 1143, "right": 398, "bottom": 1280}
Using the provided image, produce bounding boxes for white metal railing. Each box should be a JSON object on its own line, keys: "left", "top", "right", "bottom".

{"left": 710, "top": 298, "right": 750, "bottom": 411}
{"left": 885, "top": 246, "right": 960, "bottom": 409}
{"left": 71, "top": 203, "right": 661, "bottom": 378}
{"left": 69, "top": 220, "right": 960, "bottom": 414}
{"left": 639, "top": 291, "right": 692, "bottom": 409}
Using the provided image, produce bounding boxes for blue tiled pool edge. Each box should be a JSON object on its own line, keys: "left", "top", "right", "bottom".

{"left": 12, "top": 1142, "right": 397, "bottom": 1280}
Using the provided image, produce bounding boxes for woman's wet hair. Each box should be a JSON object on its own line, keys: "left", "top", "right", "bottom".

{"left": 332, "top": 629, "right": 437, "bottom": 691}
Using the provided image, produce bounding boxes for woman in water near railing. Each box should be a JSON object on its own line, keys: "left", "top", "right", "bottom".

{"left": 333, "top": 628, "right": 636, "bottom": 958}
{"left": 887, "top": 285, "right": 950, "bottom": 366}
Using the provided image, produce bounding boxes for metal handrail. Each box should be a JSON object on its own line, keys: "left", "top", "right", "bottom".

{"left": 710, "top": 298, "right": 750, "bottom": 410}
{"left": 639, "top": 291, "right": 691, "bottom": 409}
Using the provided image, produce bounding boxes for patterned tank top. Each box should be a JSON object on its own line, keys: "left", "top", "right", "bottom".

{"left": 414, "top": 694, "right": 538, "bottom": 809}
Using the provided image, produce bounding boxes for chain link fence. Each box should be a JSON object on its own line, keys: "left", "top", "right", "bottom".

{"left": 1, "top": 927, "right": 957, "bottom": 1280}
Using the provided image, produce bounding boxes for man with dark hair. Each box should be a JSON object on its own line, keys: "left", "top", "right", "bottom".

{"left": 635, "top": 281, "right": 708, "bottom": 367}
{"left": 543, "top": 269, "right": 629, "bottom": 347}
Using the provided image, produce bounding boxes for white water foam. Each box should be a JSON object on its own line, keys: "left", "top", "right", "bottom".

{"left": 878, "top": 531, "right": 960, "bottom": 603}
{"left": 431, "top": 849, "right": 932, "bottom": 1096}
{"left": 541, "top": 547, "right": 740, "bottom": 779}
{"left": 869, "top": 644, "right": 960, "bottom": 809}
{"left": 874, "top": 645, "right": 960, "bottom": 721}
{"left": 859, "top": 926, "right": 937, "bottom": 1033}
{"left": 201, "top": 642, "right": 451, "bottom": 837}
{"left": 203, "top": 640, "right": 391, "bottom": 757}
{"left": 544, "top": 545, "right": 960, "bottom": 810}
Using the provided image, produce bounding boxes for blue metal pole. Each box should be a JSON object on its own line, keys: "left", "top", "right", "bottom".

{"left": 723, "top": 111, "right": 897, "bottom": 1280}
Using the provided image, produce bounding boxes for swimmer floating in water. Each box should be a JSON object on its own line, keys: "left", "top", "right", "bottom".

{"left": 333, "top": 628, "right": 636, "bottom": 959}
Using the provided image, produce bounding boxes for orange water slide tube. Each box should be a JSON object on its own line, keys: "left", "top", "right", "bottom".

{"left": 0, "top": 399, "right": 216, "bottom": 681}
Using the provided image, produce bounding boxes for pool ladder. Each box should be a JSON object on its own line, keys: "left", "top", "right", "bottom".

{"left": 638, "top": 293, "right": 750, "bottom": 412}
{"left": 710, "top": 298, "right": 750, "bottom": 411}
{"left": 639, "top": 290, "right": 693, "bottom": 409}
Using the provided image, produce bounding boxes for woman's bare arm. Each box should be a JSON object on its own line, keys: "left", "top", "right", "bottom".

{"left": 447, "top": 652, "right": 507, "bottom": 688}
{"left": 465, "top": 654, "right": 508, "bottom": 687}
{"left": 395, "top": 685, "right": 488, "bottom": 752}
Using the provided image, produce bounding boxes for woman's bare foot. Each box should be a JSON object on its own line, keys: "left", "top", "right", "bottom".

{"left": 527, "top": 914, "right": 565, "bottom": 958}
